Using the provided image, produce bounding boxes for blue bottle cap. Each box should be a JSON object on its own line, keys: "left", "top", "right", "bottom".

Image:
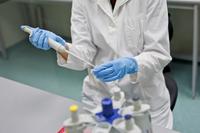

{"left": 102, "top": 98, "right": 114, "bottom": 118}
{"left": 124, "top": 114, "right": 132, "bottom": 120}
{"left": 95, "top": 98, "right": 122, "bottom": 124}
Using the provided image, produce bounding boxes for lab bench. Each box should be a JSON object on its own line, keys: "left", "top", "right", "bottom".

{"left": 0, "top": 77, "right": 180, "bottom": 133}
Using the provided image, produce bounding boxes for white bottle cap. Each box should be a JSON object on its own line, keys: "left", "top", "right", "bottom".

{"left": 113, "top": 86, "right": 121, "bottom": 101}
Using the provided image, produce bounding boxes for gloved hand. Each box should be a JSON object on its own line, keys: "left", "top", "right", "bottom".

{"left": 93, "top": 57, "right": 138, "bottom": 82}
{"left": 28, "top": 27, "right": 66, "bottom": 50}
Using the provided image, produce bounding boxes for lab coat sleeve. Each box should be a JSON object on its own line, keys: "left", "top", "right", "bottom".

{"left": 130, "top": 0, "right": 172, "bottom": 82}
{"left": 57, "top": 0, "right": 97, "bottom": 71}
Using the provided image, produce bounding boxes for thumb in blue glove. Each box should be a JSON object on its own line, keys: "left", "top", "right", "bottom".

{"left": 27, "top": 26, "right": 66, "bottom": 50}
{"left": 93, "top": 57, "right": 138, "bottom": 82}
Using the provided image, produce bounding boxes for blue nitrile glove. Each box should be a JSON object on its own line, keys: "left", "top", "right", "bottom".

{"left": 28, "top": 27, "right": 66, "bottom": 50}
{"left": 93, "top": 57, "right": 138, "bottom": 82}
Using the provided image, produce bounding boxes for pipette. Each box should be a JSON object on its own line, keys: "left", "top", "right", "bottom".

{"left": 21, "top": 25, "right": 95, "bottom": 68}
{"left": 21, "top": 26, "right": 122, "bottom": 96}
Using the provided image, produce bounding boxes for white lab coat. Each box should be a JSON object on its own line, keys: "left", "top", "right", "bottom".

{"left": 57, "top": 0, "right": 173, "bottom": 129}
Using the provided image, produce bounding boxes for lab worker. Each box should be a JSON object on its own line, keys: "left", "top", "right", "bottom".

{"left": 27, "top": 0, "right": 173, "bottom": 129}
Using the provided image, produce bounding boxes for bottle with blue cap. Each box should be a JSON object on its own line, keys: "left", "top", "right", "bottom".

{"left": 125, "top": 115, "right": 134, "bottom": 131}
{"left": 95, "top": 98, "right": 122, "bottom": 124}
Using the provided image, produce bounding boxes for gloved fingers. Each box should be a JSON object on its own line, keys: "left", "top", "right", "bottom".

{"left": 56, "top": 36, "right": 66, "bottom": 45}
{"left": 34, "top": 30, "right": 44, "bottom": 48}
{"left": 29, "top": 27, "right": 39, "bottom": 38}
{"left": 99, "top": 69, "right": 117, "bottom": 80}
{"left": 102, "top": 70, "right": 124, "bottom": 82}
{"left": 94, "top": 67, "right": 114, "bottom": 79}
{"left": 29, "top": 27, "right": 39, "bottom": 44}
{"left": 42, "top": 37, "right": 50, "bottom": 50}
{"left": 31, "top": 28, "right": 42, "bottom": 47}
{"left": 93, "top": 63, "right": 113, "bottom": 74}
{"left": 28, "top": 26, "right": 36, "bottom": 37}
{"left": 46, "top": 31, "right": 56, "bottom": 40}
{"left": 38, "top": 32, "right": 46, "bottom": 49}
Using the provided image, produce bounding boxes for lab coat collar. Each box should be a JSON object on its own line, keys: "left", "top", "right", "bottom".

{"left": 115, "top": 0, "right": 130, "bottom": 10}
{"left": 113, "top": 0, "right": 130, "bottom": 16}
{"left": 97, "top": 0, "right": 113, "bottom": 19}
{"left": 97, "top": 0, "right": 131, "bottom": 19}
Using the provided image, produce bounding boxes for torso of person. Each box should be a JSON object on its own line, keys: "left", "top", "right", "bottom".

{"left": 70, "top": 0, "right": 173, "bottom": 129}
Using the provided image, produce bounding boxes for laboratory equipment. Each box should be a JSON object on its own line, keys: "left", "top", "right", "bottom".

{"left": 63, "top": 105, "right": 95, "bottom": 133}
{"left": 21, "top": 25, "right": 95, "bottom": 67}
{"left": 95, "top": 98, "right": 122, "bottom": 124}
{"left": 111, "top": 85, "right": 126, "bottom": 109}
{"left": 21, "top": 25, "right": 153, "bottom": 133}
{"left": 113, "top": 115, "right": 142, "bottom": 133}
{"left": 60, "top": 97, "right": 152, "bottom": 133}
{"left": 29, "top": 27, "right": 66, "bottom": 50}
{"left": 21, "top": 25, "right": 122, "bottom": 96}
{"left": 121, "top": 98, "right": 153, "bottom": 133}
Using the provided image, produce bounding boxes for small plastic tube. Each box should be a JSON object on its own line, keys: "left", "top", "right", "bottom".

{"left": 132, "top": 97, "right": 141, "bottom": 112}
{"left": 69, "top": 105, "right": 79, "bottom": 123}
{"left": 125, "top": 115, "right": 134, "bottom": 131}
{"left": 113, "top": 86, "right": 121, "bottom": 101}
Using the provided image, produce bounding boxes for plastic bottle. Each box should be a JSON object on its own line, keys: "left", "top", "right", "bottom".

{"left": 132, "top": 98, "right": 153, "bottom": 133}
{"left": 63, "top": 105, "right": 95, "bottom": 133}
{"left": 111, "top": 86, "right": 126, "bottom": 109}
{"left": 113, "top": 114, "right": 142, "bottom": 133}
{"left": 95, "top": 98, "right": 122, "bottom": 124}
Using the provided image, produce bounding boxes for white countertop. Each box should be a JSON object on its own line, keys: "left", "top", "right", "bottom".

{"left": 0, "top": 77, "right": 180, "bottom": 133}
{"left": 0, "top": 77, "right": 81, "bottom": 133}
